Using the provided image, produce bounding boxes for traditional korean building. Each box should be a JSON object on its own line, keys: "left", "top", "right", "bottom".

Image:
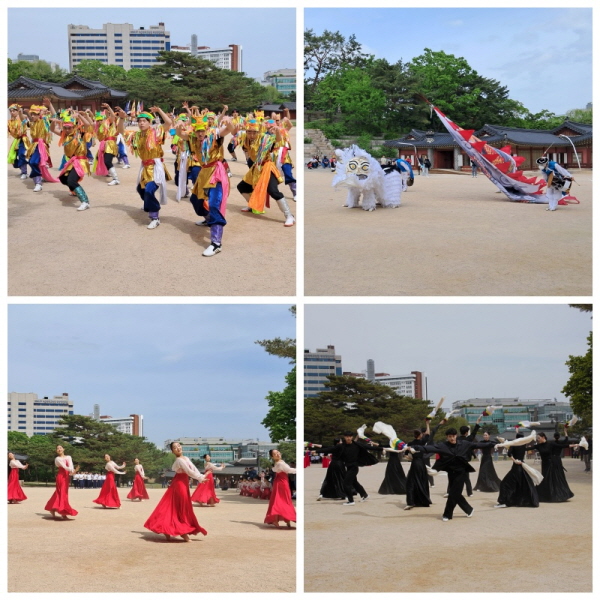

{"left": 384, "top": 120, "right": 592, "bottom": 171}
{"left": 7, "top": 75, "right": 128, "bottom": 113}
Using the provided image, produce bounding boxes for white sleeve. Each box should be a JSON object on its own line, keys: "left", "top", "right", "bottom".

{"left": 10, "top": 459, "right": 25, "bottom": 469}
{"left": 56, "top": 456, "right": 75, "bottom": 473}
{"left": 273, "top": 461, "right": 296, "bottom": 474}
{"left": 207, "top": 461, "right": 225, "bottom": 472}
{"left": 173, "top": 457, "right": 205, "bottom": 482}
{"left": 555, "top": 163, "right": 571, "bottom": 177}
{"left": 135, "top": 464, "right": 145, "bottom": 477}
{"left": 106, "top": 461, "right": 126, "bottom": 475}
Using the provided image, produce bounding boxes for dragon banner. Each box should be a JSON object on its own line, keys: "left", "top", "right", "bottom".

{"left": 430, "top": 104, "right": 550, "bottom": 203}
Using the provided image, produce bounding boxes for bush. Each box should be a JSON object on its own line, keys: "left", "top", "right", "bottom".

{"left": 321, "top": 123, "right": 346, "bottom": 140}
{"left": 330, "top": 139, "right": 342, "bottom": 148}
{"left": 304, "top": 137, "right": 312, "bottom": 144}
{"left": 305, "top": 119, "right": 328, "bottom": 129}
{"left": 356, "top": 133, "right": 373, "bottom": 150}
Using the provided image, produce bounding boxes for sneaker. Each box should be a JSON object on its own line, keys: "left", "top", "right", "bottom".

{"left": 147, "top": 219, "right": 160, "bottom": 229}
{"left": 546, "top": 208, "right": 556, "bottom": 211}
{"left": 467, "top": 508, "right": 475, "bottom": 518}
{"left": 77, "top": 202, "right": 90, "bottom": 211}
{"left": 241, "top": 207, "right": 252, "bottom": 212}
{"left": 202, "top": 242, "right": 222, "bottom": 257}
{"left": 122, "top": 164, "right": 131, "bottom": 169}
{"left": 20, "top": 173, "right": 27, "bottom": 180}
{"left": 442, "top": 517, "right": 449, "bottom": 522}
{"left": 360, "top": 495, "right": 369, "bottom": 502}
{"left": 404, "top": 505, "right": 414, "bottom": 511}
{"left": 108, "top": 179, "right": 120, "bottom": 186}
{"left": 227, "top": 172, "right": 232, "bottom": 178}
{"left": 494, "top": 504, "right": 507, "bottom": 509}
{"left": 292, "top": 196, "right": 296, "bottom": 202}
{"left": 443, "top": 493, "right": 449, "bottom": 498}
{"left": 430, "top": 485, "right": 435, "bottom": 488}
{"left": 342, "top": 501, "right": 355, "bottom": 506}
{"left": 316, "top": 495, "right": 322, "bottom": 501}
{"left": 468, "top": 494, "right": 474, "bottom": 497}
{"left": 284, "top": 215, "right": 295, "bottom": 227}
{"left": 33, "top": 184, "right": 42, "bottom": 192}
{"left": 195, "top": 220, "right": 206, "bottom": 226}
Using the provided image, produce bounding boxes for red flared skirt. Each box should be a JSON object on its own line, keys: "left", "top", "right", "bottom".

{"left": 127, "top": 473, "right": 150, "bottom": 500}
{"left": 45, "top": 468, "right": 77, "bottom": 516}
{"left": 93, "top": 471, "right": 121, "bottom": 507}
{"left": 264, "top": 471, "right": 296, "bottom": 524}
{"left": 322, "top": 457, "right": 331, "bottom": 468}
{"left": 144, "top": 472, "right": 207, "bottom": 537}
{"left": 304, "top": 455, "right": 311, "bottom": 468}
{"left": 8, "top": 468, "right": 27, "bottom": 502}
{"left": 260, "top": 487, "right": 271, "bottom": 500}
{"left": 190, "top": 471, "right": 220, "bottom": 504}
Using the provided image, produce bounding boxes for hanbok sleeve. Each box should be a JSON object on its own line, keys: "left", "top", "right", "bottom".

{"left": 106, "top": 461, "right": 126, "bottom": 475}
{"left": 9, "top": 459, "right": 25, "bottom": 469}
{"left": 274, "top": 461, "right": 296, "bottom": 474}
{"left": 56, "top": 456, "right": 75, "bottom": 472}
{"left": 207, "top": 461, "right": 225, "bottom": 472}
{"left": 174, "top": 457, "right": 205, "bottom": 482}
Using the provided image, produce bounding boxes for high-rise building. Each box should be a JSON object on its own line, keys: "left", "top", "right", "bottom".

{"left": 170, "top": 42, "right": 242, "bottom": 72}
{"left": 7, "top": 392, "right": 74, "bottom": 436}
{"left": 374, "top": 371, "right": 427, "bottom": 399}
{"left": 366, "top": 359, "right": 375, "bottom": 381}
{"left": 304, "top": 345, "right": 343, "bottom": 398}
{"left": 262, "top": 69, "right": 296, "bottom": 96}
{"left": 91, "top": 406, "right": 143, "bottom": 436}
{"left": 68, "top": 22, "right": 171, "bottom": 71}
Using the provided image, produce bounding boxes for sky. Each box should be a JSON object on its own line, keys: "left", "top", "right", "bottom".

{"left": 7, "top": 8, "right": 296, "bottom": 81}
{"left": 305, "top": 304, "right": 590, "bottom": 406}
{"left": 8, "top": 305, "right": 296, "bottom": 448}
{"left": 305, "top": 8, "right": 592, "bottom": 115}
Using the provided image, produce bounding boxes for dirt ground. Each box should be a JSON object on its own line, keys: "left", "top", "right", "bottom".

{"left": 8, "top": 131, "right": 296, "bottom": 296}
{"left": 8, "top": 486, "right": 295, "bottom": 593}
{"left": 304, "top": 458, "right": 592, "bottom": 592}
{"left": 305, "top": 168, "right": 592, "bottom": 296}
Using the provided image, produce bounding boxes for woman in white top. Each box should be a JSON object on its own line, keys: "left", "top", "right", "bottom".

{"left": 144, "top": 442, "right": 208, "bottom": 542}
{"left": 264, "top": 449, "right": 296, "bottom": 528}
{"left": 191, "top": 453, "right": 226, "bottom": 506}
{"left": 93, "top": 454, "right": 126, "bottom": 508}
{"left": 8, "top": 452, "right": 29, "bottom": 503}
{"left": 44, "top": 445, "right": 79, "bottom": 519}
{"left": 127, "top": 458, "right": 150, "bottom": 501}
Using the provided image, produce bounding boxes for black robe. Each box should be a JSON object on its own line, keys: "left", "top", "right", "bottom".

{"left": 496, "top": 445, "right": 539, "bottom": 507}
{"left": 474, "top": 440, "right": 502, "bottom": 492}
{"left": 530, "top": 438, "right": 574, "bottom": 502}
{"left": 316, "top": 444, "right": 348, "bottom": 500}
{"left": 405, "top": 436, "right": 432, "bottom": 506}
{"left": 378, "top": 451, "right": 407, "bottom": 495}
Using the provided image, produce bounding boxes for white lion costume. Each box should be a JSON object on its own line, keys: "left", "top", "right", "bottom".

{"left": 332, "top": 145, "right": 402, "bottom": 211}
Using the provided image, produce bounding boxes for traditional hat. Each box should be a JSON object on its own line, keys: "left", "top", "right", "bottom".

{"left": 176, "top": 113, "right": 188, "bottom": 122}
{"left": 95, "top": 111, "right": 105, "bottom": 121}
{"left": 137, "top": 111, "right": 154, "bottom": 121}
{"left": 62, "top": 115, "right": 75, "bottom": 125}
{"left": 536, "top": 156, "right": 549, "bottom": 166}
{"left": 9, "top": 103, "right": 21, "bottom": 111}
{"left": 192, "top": 121, "right": 206, "bottom": 131}
{"left": 29, "top": 105, "right": 43, "bottom": 114}
{"left": 246, "top": 119, "right": 260, "bottom": 132}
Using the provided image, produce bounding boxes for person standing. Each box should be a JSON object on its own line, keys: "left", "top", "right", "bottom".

{"left": 536, "top": 156, "right": 573, "bottom": 211}
{"left": 422, "top": 157, "right": 431, "bottom": 177}
{"left": 92, "top": 103, "right": 124, "bottom": 186}
{"left": 129, "top": 107, "right": 174, "bottom": 229}
{"left": 144, "top": 442, "right": 207, "bottom": 542}
{"left": 8, "top": 452, "right": 28, "bottom": 503}
{"left": 7, "top": 104, "right": 29, "bottom": 180}
{"left": 93, "top": 454, "right": 126, "bottom": 508}
{"left": 264, "top": 449, "right": 296, "bottom": 528}
{"left": 473, "top": 430, "right": 502, "bottom": 492}
{"left": 338, "top": 431, "right": 379, "bottom": 505}
{"left": 471, "top": 158, "right": 478, "bottom": 177}
{"left": 127, "top": 458, "right": 150, "bottom": 502}
{"left": 581, "top": 435, "right": 592, "bottom": 472}
{"left": 44, "top": 445, "right": 79, "bottom": 519}
{"left": 191, "top": 454, "right": 226, "bottom": 506}
{"left": 414, "top": 428, "right": 497, "bottom": 520}
{"left": 26, "top": 101, "right": 60, "bottom": 192}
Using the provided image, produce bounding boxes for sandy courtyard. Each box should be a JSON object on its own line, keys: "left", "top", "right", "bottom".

{"left": 8, "top": 486, "right": 296, "bottom": 593}
{"left": 304, "top": 458, "right": 592, "bottom": 592}
{"left": 305, "top": 168, "right": 592, "bottom": 296}
{"left": 8, "top": 131, "right": 296, "bottom": 296}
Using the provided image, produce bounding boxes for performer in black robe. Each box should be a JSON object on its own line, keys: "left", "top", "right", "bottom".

{"left": 473, "top": 431, "right": 502, "bottom": 492}
{"left": 313, "top": 440, "right": 349, "bottom": 500}
{"left": 528, "top": 430, "right": 575, "bottom": 502}
{"left": 404, "top": 427, "right": 432, "bottom": 509}
{"left": 495, "top": 434, "right": 539, "bottom": 508}
{"left": 414, "top": 428, "right": 497, "bottom": 520}
{"left": 378, "top": 449, "right": 407, "bottom": 495}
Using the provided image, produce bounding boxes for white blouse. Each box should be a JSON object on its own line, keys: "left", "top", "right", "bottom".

{"left": 55, "top": 455, "right": 75, "bottom": 473}
{"left": 204, "top": 461, "right": 225, "bottom": 472}
{"left": 273, "top": 460, "right": 296, "bottom": 474}
{"left": 173, "top": 456, "right": 205, "bottom": 482}
{"left": 134, "top": 464, "right": 145, "bottom": 477}
{"left": 9, "top": 459, "right": 26, "bottom": 469}
{"left": 105, "top": 460, "right": 126, "bottom": 475}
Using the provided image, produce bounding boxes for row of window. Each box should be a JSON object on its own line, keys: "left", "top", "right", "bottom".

{"left": 304, "top": 365, "right": 336, "bottom": 369}
{"left": 305, "top": 357, "right": 341, "bottom": 362}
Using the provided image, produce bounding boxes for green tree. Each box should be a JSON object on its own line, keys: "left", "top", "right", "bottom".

{"left": 565, "top": 106, "right": 592, "bottom": 124}
{"left": 562, "top": 332, "right": 592, "bottom": 425}
{"left": 258, "top": 306, "right": 296, "bottom": 442}
{"left": 8, "top": 58, "right": 69, "bottom": 84}
{"left": 277, "top": 440, "right": 297, "bottom": 464}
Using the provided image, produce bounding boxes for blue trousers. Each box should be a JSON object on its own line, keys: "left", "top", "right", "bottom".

{"left": 190, "top": 182, "right": 226, "bottom": 227}
{"left": 137, "top": 181, "right": 161, "bottom": 214}
{"left": 13, "top": 140, "right": 28, "bottom": 170}
{"left": 281, "top": 162, "right": 296, "bottom": 184}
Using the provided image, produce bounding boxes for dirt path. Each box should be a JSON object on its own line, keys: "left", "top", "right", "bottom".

{"left": 304, "top": 458, "right": 592, "bottom": 592}
{"left": 305, "top": 168, "right": 592, "bottom": 296}
{"left": 8, "top": 131, "right": 296, "bottom": 296}
{"left": 8, "top": 486, "right": 295, "bottom": 593}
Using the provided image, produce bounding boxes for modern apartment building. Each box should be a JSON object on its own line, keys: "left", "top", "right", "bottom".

{"left": 304, "top": 345, "right": 343, "bottom": 398}
{"left": 163, "top": 437, "right": 278, "bottom": 463}
{"left": 68, "top": 22, "right": 171, "bottom": 71}
{"left": 171, "top": 42, "right": 242, "bottom": 72}
{"left": 263, "top": 68, "right": 296, "bottom": 96}
{"left": 7, "top": 392, "right": 74, "bottom": 437}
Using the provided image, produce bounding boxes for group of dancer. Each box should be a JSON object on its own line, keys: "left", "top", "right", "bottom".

{"left": 238, "top": 475, "right": 272, "bottom": 500}
{"left": 8, "top": 443, "right": 296, "bottom": 541}
{"left": 308, "top": 416, "right": 584, "bottom": 521}
{"left": 8, "top": 100, "right": 296, "bottom": 257}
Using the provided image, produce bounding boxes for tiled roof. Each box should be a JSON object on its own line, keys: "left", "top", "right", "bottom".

{"left": 8, "top": 75, "right": 127, "bottom": 101}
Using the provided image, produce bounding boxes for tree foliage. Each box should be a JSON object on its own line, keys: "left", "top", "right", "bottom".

{"left": 8, "top": 58, "right": 69, "bottom": 83}
{"left": 305, "top": 375, "right": 432, "bottom": 445}
{"left": 562, "top": 332, "right": 592, "bottom": 425}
